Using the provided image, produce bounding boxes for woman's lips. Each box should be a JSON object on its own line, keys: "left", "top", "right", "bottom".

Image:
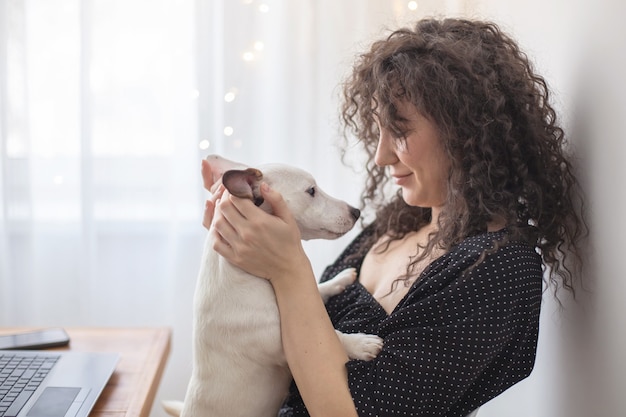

{"left": 392, "top": 173, "right": 412, "bottom": 185}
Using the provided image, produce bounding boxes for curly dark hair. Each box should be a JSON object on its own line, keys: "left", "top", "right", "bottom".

{"left": 339, "top": 18, "right": 586, "bottom": 297}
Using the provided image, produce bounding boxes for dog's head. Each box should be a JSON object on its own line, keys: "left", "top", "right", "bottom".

{"left": 204, "top": 155, "right": 360, "bottom": 240}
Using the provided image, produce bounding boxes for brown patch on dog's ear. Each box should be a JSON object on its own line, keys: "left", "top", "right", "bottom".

{"left": 204, "top": 154, "right": 249, "bottom": 193}
{"left": 222, "top": 168, "right": 265, "bottom": 206}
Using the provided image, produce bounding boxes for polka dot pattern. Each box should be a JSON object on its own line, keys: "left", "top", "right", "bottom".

{"left": 280, "top": 227, "right": 543, "bottom": 417}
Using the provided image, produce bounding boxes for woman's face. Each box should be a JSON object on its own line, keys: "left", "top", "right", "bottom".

{"left": 374, "top": 101, "right": 450, "bottom": 210}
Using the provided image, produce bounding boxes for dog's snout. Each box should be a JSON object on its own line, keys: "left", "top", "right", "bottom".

{"left": 350, "top": 207, "right": 360, "bottom": 221}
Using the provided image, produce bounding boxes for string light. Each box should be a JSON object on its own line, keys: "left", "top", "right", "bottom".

{"left": 407, "top": 1, "right": 418, "bottom": 11}
{"left": 199, "top": 139, "right": 210, "bottom": 150}
{"left": 225, "top": 87, "right": 239, "bottom": 103}
{"left": 224, "top": 92, "right": 236, "bottom": 102}
{"left": 227, "top": 4, "right": 269, "bottom": 150}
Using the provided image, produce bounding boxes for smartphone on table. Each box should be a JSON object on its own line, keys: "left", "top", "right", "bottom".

{"left": 0, "top": 328, "right": 71, "bottom": 350}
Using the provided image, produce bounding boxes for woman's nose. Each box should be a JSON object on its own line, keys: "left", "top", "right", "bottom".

{"left": 374, "top": 129, "right": 398, "bottom": 167}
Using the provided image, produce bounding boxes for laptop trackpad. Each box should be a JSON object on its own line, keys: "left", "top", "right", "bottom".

{"left": 26, "top": 388, "right": 83, "bottom": 417}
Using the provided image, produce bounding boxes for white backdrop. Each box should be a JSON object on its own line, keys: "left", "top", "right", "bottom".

{"left": 1, "top": 1, "right": 622, "bottom": 416}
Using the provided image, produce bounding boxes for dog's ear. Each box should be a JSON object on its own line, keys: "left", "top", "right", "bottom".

{"left": 222, "top": 168, "right": 265, "bottom": 206}
{"left": 203, "top": 154, "right": 249, "bottom": 193}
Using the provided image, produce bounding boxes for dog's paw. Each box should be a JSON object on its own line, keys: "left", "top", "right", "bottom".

{"left": 337, "top": 331, "right": 383, "bottom": 361}
{"left": 162, "top": 400, "right": 184, "bottom": 417}
{"left": 318, "top": 268, "right": 357, "bottom": 303}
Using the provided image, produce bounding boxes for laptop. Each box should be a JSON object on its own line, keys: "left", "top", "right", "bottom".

{"left": 0, "top": 350, "right": 118, "bottom": 417}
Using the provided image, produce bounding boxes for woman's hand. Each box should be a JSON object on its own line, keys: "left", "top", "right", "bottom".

{"left": 201, "top": 159, "right": 225, "bottom": 230}
{"left": 202, "top": 187, "right": 223, "bottom": 230}
{"left": 211, "top": 182, "right": 309, "bottom": 282}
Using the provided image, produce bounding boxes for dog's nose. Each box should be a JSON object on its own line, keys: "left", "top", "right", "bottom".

{"left": 350, "top": 207, "right": 361, "bottom": 221}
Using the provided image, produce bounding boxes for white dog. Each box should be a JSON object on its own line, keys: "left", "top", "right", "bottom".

{"left": 163, "top": 155, "right": 383, "bottom": 417}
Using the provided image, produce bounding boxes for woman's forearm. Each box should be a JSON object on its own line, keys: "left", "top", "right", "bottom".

{"left": 272, "top": 262, "right": 358, "bottom": 417}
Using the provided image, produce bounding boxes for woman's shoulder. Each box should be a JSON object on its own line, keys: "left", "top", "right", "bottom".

{"left": 419, "top": 228, "right": 542, "bottom": 291}
{"left": 441, "top": 228, "right": 543, "bottom": 288}
{"left": 452, "top": 228, "right": 539, "bottom": 260}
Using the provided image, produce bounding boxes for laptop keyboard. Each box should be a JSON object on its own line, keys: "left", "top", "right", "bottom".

{"left": 0, "top": 352, "right": 60, "bottom": 417}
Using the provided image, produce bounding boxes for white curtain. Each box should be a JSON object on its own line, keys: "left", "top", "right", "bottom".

{"left": 2, "top": 0, "right": 472, "bottom": 413}
{"left": 0, "top": 0, "right": 202, "bottom": 326}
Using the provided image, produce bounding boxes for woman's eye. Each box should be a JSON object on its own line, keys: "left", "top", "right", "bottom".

{"left": 307, "top": 187, "right": 316, "bottom": 197}
{"left": 394, "top": 137, "right": 409, "bottom": 152}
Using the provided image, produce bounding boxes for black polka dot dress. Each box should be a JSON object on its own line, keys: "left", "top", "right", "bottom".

{"left": 279, "top": 227, "right": 543, "bottom": 417}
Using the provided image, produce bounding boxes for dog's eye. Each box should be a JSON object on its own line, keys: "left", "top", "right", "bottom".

{"left": 306, "top": 186, "right": 316, "bottom": 197}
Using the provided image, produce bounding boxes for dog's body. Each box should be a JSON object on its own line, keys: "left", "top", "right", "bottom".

{"left": 163, "top": 155, "right": 383, "bottom": 417}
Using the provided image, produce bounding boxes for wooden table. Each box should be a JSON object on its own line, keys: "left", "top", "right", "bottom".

{"left": 0, "top": 327, "right": 171, "bottom": 417}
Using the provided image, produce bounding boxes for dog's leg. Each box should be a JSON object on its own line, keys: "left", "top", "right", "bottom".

{"left": 336, "top": 331, "right": 383, "bottom": 361}
{"left": 318, "top": 268, "right": 357, "bottom": 303}
{"left": 318, "top": 268, "right": 384, "bottom": 361}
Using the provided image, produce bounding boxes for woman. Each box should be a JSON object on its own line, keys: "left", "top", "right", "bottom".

{"left": 206, "top": 18, "right": 585, "bottom": 417}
